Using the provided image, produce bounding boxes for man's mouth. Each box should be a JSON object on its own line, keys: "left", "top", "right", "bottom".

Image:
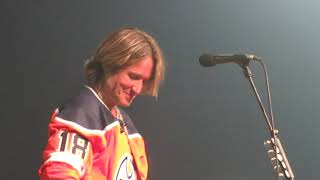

{"left": 123, "top": 91, "right": 132, "bottom": 100}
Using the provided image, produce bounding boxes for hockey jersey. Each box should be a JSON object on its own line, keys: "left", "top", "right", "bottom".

{"left": 38, "top": 87, "right": 148, "bottom": 180}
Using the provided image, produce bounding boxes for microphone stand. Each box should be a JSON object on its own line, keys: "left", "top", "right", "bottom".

{"left": 239, "top": 62, "right": 295, "bottom": 180}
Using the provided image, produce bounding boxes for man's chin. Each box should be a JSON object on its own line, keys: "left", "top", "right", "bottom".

{"left": 118, "top": 99, "right": 133, "bottom": 107}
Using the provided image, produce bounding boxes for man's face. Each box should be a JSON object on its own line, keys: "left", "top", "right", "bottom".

{"left": 101, "top": 56, "right": 154, "bottom": 108}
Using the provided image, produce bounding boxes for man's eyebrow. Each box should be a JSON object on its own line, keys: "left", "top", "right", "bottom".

{"left": 129, "top": 71, "right": 144, "bottom": 78}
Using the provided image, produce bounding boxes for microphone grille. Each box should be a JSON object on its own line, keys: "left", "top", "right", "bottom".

{"left": 199, "top": 54, "right": 215, "bottom": 67}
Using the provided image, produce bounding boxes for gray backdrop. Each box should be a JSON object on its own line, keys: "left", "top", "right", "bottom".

{"left": 2, "top": 0, "right": 319, "bottom": 179}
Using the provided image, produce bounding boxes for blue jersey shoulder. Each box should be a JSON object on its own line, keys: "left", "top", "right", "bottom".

{"left": 57, "top": 88, "right": 115, "bottom": 130}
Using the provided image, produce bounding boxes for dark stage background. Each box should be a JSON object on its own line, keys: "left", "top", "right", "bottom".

{"left": 2, "top": 0, "right": 320, "bottom": 179}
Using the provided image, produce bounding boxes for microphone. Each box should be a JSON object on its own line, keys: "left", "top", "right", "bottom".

{"left": 199, "top": 54, "right": 261, "bottom": 67}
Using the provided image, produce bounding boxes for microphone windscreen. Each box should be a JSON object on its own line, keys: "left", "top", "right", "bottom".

{"left": 199, "top": 54, "right": 215, "bottom": 67}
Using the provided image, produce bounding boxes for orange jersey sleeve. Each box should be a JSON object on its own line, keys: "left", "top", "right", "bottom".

{"left": 39, "top": 111, "right": 94, "bottom": 179}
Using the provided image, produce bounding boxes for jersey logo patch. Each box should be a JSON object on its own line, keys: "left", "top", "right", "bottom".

{"left": 115, "top": 154, "right": 136, "bottom": 180}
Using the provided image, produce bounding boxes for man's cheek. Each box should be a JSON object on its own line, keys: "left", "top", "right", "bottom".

{"left": 115, "top": 83, "right": 122, "bottom": 96}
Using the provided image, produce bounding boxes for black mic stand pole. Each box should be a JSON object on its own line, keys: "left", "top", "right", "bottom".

{"left": 240, "top": 63, "right": 295, "bottom": 180}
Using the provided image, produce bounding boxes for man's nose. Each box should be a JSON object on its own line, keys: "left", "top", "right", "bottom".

{"left": 132, "top": 80, "right": 143, "bottom": 94}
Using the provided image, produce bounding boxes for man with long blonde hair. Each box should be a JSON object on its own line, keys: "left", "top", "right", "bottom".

{"left": 39, "top": 27, "right": 165, "bottom": 180}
